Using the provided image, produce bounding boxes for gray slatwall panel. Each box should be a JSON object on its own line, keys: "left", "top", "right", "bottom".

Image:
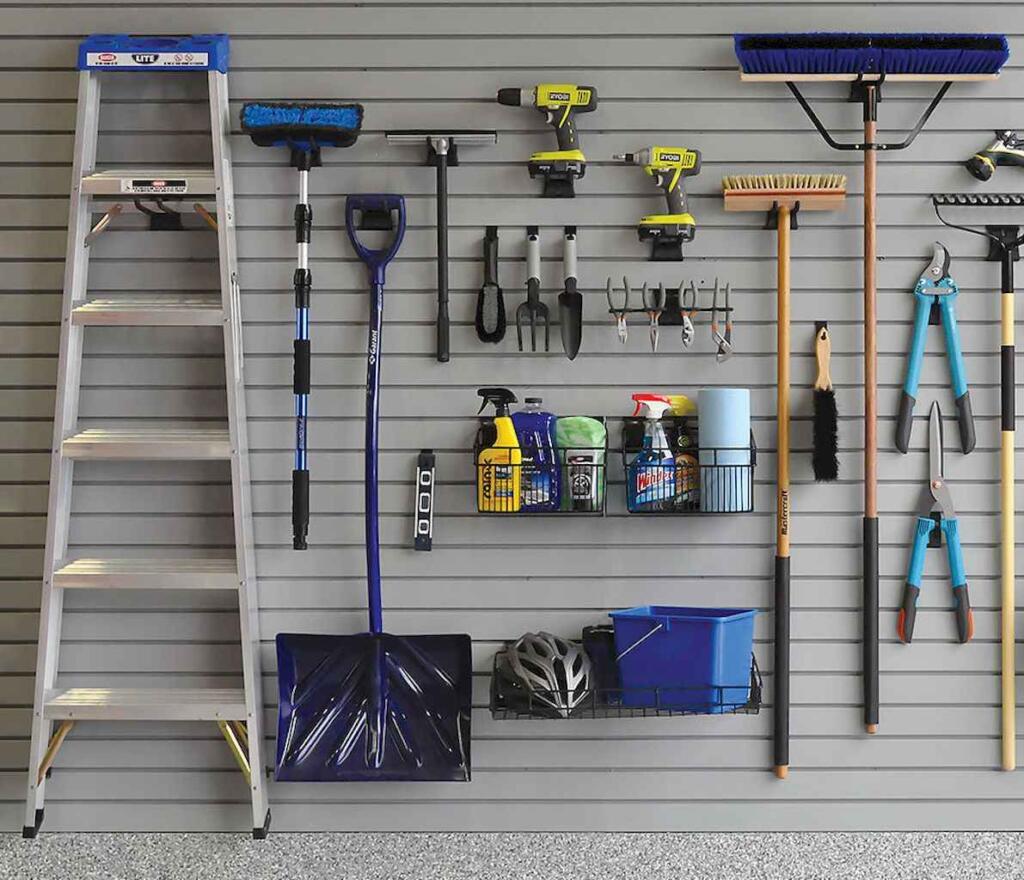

{"left": 3, "top": 1, "right": 1024, "bottom": 833}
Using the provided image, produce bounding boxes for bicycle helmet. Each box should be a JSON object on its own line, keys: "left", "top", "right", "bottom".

{"left": 494, "top": 632, "right": 593, "bottom": 718}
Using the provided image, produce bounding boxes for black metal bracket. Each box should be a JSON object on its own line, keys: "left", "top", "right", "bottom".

{"left": 786, "top": 80, "right": 952, "bottom": 152}
{"left": 617, "top": 285, "right": 733, "bottom": 327}
{"left": 928, "top": 512, "right": 943, "bottom": 549}
{"left": 765, "top": 200, "right": 800, "bottom": 231}
{"left": 135, "top": 199, "right": 183, "bottom": 232}
{"left": 985, "top": 225, "right": 1022, "bottom": 263}
{"left": 427, "top": 140, "right": 459, "bottom": 167}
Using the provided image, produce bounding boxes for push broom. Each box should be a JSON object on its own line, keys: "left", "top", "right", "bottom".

{"left": 734, "top": 32, "right": 1008, "bottom": 739}
{"left": 241, "top": 101, "right": 364, "bottom": 550}
{"left": 724, "top": 172, "right": 847, "bottom": 779}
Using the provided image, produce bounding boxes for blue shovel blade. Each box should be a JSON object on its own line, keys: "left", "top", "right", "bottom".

{"left": 275, "top": 632, "right": 473, "bottom": 782}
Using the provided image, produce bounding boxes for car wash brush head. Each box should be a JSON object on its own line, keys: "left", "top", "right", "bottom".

{"left": 722, "top": 173, "right": 847, "bottom": 212}
{"left": 241, "top": 102, "right": 363, "bottom": 153}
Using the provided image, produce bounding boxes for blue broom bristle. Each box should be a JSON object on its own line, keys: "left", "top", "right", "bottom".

{"left": 735, "top": 33, "right": 1009, "bottom": 75}
{"left": 240, "top": 101, "right": 363, "bottom": 151}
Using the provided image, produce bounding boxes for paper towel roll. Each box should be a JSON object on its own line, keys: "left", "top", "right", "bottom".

{"left": 698, "top": 388, "right": 751, "bottom": 512}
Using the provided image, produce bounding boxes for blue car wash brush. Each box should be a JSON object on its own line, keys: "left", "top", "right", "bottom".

{"left": 240, "top": 101, "right": 363, "bottom": 550}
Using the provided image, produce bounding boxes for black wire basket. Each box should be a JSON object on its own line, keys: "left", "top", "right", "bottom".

{"left": 621, "top": 416, "right": 756, "bottom": 514}
{"left": 490, "top": 653, "right": 762, "bottom": 720}
{"left": 473, "top": 416, "right": 607, "bottom": 516}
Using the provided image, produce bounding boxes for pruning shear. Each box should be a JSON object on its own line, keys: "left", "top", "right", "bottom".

{"left": 644, "top": 282, "right": 666, "bottom": 352}
{"left": 898, "top": 401, "right": 973, "bottom": 645}
{"left": 606, "top": 276, "right": 630, "bottom": 344}
{"left": 680, "top": 280, "right": 697, "bottom": 348}
{"left": 895, "top": 242, "right": 974, "bottom": 455}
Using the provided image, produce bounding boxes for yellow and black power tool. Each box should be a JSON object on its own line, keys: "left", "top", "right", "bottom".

{"left": 497, "top": 83, "right": 597, "bottom": 198}
{"left": 614, "top": 146, "right": 701, "bottom": 261}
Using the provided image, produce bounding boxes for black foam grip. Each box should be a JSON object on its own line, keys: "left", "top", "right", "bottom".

{"left": 293, "top": 339, "right": 310, "bottom": 394}
{"left": 955, "top": 392, "right": 976, "bottom": 455}
{"left": 437, "top": 305, "right": 450, "bottom": 363}
{"left": 894, "top": 391, "right": 914, "bottom": 454}
{"left": 898, "top": 583, "right": 920, "bottom": 644}
{"left": 863, "top": 517, "right": 879, "bottom": 728}
{"left": 773, "top": 555, "right": 790, "bottom": 771}
{"left": 953, "top": 585, "right": 973, "bottom": 644}
{"left": 292, "top": 469, "right": 309, "bottom": 550}
{"left": 1002, "top": 345, "right": 1015, "bottom": 431}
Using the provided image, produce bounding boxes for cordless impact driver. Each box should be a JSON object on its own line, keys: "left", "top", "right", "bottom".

{"left": 614, "top": 146, "right": 702, "bottom": 260}
{"left": 497, "top": 84, "right": 597, "bottom": 198}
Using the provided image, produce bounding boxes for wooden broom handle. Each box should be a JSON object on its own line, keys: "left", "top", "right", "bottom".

{"left": 777, "top": 208, "right": 791, "bottom": 558}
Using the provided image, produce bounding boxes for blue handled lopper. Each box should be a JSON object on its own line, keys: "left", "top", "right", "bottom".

{"left": 895, "top": 242, "right": 974, "bottom": 455}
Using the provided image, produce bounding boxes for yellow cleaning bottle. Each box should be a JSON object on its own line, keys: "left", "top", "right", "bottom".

{"left": 477, "top": 388, "right": 522, "bottom": 513}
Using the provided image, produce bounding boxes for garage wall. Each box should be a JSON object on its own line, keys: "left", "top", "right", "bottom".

{"left": 3, "top": 1, "right": 1024, "bottom": 832}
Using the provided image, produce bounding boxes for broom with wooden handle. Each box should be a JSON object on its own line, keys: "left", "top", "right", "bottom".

{"left": 723, "top": 173, "right": 847, "bottom": 779}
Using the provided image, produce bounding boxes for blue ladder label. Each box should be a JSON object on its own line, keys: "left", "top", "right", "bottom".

{"left": 78, "top": 35, "right": 229, "bottom": 72}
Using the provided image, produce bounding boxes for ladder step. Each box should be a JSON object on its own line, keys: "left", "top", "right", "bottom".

{"left": 82, "top": 168, "right": 217, "bottom": 197}
{"left": 53, "top": 557, "right": 238, "bottom": 590}
{"left": 44, "top": 688, "right": 247, "bottom": 721}
{"left": 62, "top": 428, "right": 232, "bottom": 460}
{"left": 72, "top": 295, "right": 223, "bottom": 327}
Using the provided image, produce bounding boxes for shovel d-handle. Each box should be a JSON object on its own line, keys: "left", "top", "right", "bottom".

{"left": 345, "top": 195, "right": 406, "bottom": 635}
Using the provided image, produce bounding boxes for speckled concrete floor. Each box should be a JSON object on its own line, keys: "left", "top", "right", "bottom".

{"left": 3, "top": 832, "right": 1024, "bottom": 880}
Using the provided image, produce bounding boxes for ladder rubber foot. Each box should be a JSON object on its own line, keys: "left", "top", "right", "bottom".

{"left": 22, "top": 808, "right": 44, "bottom": 838}
{"left": 252, "top": 809, "right": 271, "bottom": 840}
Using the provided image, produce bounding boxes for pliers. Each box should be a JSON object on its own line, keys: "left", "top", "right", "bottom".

{"left": 711, "top": 278, "right": 733, "bottom": 362}
{"left": 606, "top": 276, "right": 630, "bottom": 343}
{"left": 898, "top": 401, "right": 973, "bottom": 645}
{"left": 644, "top": 282, "right": 666, "bottom": 351}
{"left": 680, "top": 280, "right": 697, "bottom": 348}
{"left": 895, "top": 242, "right": 974, "bottom": 455}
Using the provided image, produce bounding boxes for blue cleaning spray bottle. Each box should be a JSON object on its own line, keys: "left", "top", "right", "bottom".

{"left": 511, "top": 397, "right": 561, "bottom": 511}
{"left": 628, "top": 394, "right": 675, "bottom": 512}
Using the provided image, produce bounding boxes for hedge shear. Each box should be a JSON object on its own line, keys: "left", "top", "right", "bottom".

{"left": 898, "top": 401, "right": 974, "bottom": 645}
{"left": 895, "top": 242, "right": 975, "bottom": 455}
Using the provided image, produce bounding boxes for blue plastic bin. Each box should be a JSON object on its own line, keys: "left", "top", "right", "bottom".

{"left": 608, "top": 606, "right": 756, "bottom": 711}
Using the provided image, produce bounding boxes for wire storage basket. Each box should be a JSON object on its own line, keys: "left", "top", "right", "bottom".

{"left": 473, "top": 416, "right": 607, "bottom": 515}
{"left": 621, "top": 415, "right": 756, "bottom": 514}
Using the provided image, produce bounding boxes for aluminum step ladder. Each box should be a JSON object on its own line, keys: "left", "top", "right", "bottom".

{"left": 23, "top": 34, "right": 269, "bottom": 838}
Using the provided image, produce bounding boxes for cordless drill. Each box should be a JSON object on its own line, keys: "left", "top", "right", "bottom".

{"left": 614, "top": 146, "right": 702, "bottom": 261}
{"left": 497, "top": 84, "right": 598, "bottom": 198}
{"left": 965, "top": 130, "right": 1024, "bottom": 181}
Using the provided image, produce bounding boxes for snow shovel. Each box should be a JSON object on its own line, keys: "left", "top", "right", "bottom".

{"left": 275, "top": 195, "right": 473, "bottom": 782}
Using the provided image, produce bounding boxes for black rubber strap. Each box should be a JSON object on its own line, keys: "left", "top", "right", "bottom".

{"left": 1002, "top": 344, "right": 1015, "bottom": 431}
{"left": 894, "top": 391, "right": 914, "bottom": 454}
{"left": 292, "top": 469, "right": 309, "bottom": 550}
{"left": 954, "top": 392, "right": 976, "bottom": 455}
{"left": 294, "top": 203, "right": 311, "bottom": 243}
{"left": 863, "top": 517, "right": 879, "bottom": 729}
{"left": 773, "top": 555, "right": 790, "bottom": 771}
{"left": 293, "top": 340, "right": 310, "bottom": 395}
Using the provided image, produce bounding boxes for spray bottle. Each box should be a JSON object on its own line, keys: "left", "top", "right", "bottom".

{"left": 477, "top": 388, "right": 522, "bottom": 512}
{"left": 628, "top": 393, "right": 675, "bottom": 512}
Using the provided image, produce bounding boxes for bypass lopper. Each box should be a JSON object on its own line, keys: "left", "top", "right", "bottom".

{"left": 895, "top": 242, "right": 974, "bottom": 455}
{"left": 898, "top": 402, "right": 973, "bottom": 645}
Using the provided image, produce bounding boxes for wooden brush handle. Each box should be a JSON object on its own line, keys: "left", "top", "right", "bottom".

{"left": 814, "top": 323, "right": 832, "bottom": 392}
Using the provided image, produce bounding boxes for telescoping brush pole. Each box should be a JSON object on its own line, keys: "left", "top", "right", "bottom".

{"left": 733, "top": 31, "right": 1008, "bottom": 739}
{"left": 933, "top": 193, "right": 1024, "bottom": 771}
{"left": 241, "top": 102, "right": 363, "bottom": 550}
{"left": 384, "top": 131, "right": 498, "bottom": 363}
{"left": 723, "top": 173, "right": 847, "bottom": 779}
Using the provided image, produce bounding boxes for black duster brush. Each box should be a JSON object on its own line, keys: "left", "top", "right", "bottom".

{"left": 812, "top": 322, "right": 839, "bottom": 481}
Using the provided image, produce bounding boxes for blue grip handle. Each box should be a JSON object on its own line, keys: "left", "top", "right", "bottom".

{"left": 345, "top": 195, "right": 406, "bottom": 285}
{"left": 906, "top": 516, "right": 935, "bottom": 588}
{"left": 938, "top": 294, "right": 967, "bottom": 398}
{"left": 942, "top": 517, "right": 967, "bottom": 587}
{"left": 903, "top": 292, "right": 932, "bottom": 397}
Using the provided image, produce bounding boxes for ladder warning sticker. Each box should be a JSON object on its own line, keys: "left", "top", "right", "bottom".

{"left": 121, "top": 178, "right": 189, "bottom": 195}
{"left": 86, "top": 52, "right": 209, "bottom": 68}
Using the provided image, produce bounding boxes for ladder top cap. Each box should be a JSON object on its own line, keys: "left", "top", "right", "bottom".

{"left": 78, "top": 34, "right": 229, "bottom": 73}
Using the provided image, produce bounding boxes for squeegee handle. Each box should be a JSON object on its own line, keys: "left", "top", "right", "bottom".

{"left": 436, "top": 152, "right": 450, "bottom": 363}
